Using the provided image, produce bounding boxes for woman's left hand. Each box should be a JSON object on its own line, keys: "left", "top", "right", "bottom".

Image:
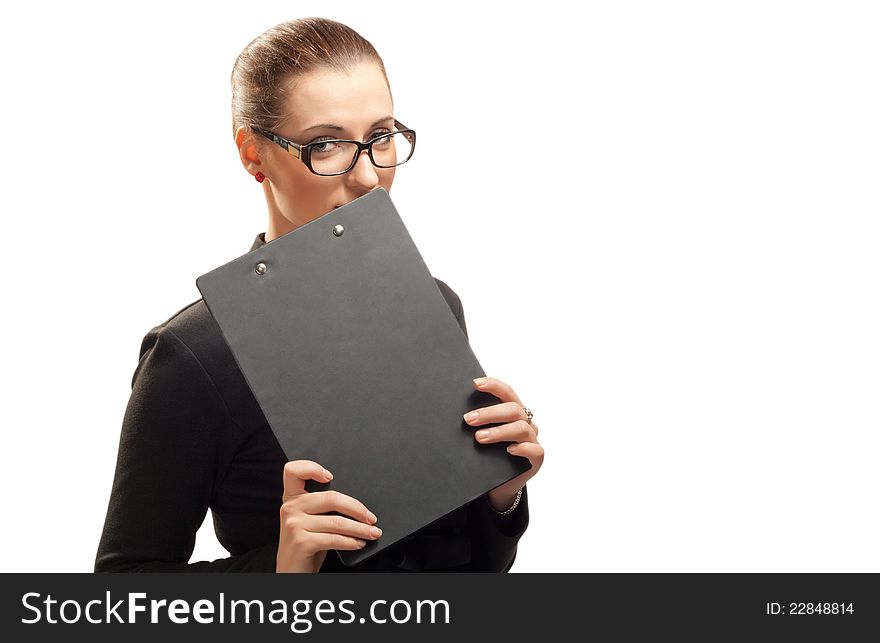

{"left": 464, "top": 376, "right": 544, "bottom": 512}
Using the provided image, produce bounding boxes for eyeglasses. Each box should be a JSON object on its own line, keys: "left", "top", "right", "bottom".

{"left": 252, "top": 119, "right": 416, "bottom": 177}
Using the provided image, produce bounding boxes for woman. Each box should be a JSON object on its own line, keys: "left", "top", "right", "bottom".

{"left": 95, "top": 17, "right": 544, "bottom": 573}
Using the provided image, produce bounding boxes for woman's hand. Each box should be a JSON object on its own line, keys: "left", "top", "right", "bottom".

{"left": 465, "top": 376, "right": 545, "bottom": 512}
{"left": 276, "top": 460, "right": 382, "bottom": 573}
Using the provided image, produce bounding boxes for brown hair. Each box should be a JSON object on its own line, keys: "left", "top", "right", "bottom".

{"left": 230, "top": 17, "right": 391, "bottom": 136}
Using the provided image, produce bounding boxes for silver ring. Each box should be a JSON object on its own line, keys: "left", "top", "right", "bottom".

{"left": 522, "top": 407, "right": 533, "bottom": 424}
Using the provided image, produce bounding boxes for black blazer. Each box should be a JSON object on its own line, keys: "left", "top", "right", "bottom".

{"left": 95, "top": 232, "right": 529, "bottom": 572}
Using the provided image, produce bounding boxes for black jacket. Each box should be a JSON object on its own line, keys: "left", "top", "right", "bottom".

{"left": 95, "top": 232, "right": 528, "bottom": 572}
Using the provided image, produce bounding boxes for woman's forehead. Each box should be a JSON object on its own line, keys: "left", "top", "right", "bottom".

{"left": 283, "top": 61, "right": 392, "bottom": 134}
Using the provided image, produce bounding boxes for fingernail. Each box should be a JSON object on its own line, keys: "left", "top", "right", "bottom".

{"left": 464, "top": 410, "right": 479, "bottom": 422}
{"left": 356, "top": 539, "right": 366, "bottom": 547}
{"left": 370, "top": 526, "right": 383, "bottom": 538}
{"left": 473, "top": 377, "right": 487, "bottom": 387}
{"left": 323, "top": 468, "right": 333, "bottom": 480}
{"left": 476, "top": 429, "right": 490, "bottom": 440}
{"left": 367, "top": 511, "right": 378, "bottom": 524}
{"left": 506, "top": 445, "right": 515, "bottom": 453}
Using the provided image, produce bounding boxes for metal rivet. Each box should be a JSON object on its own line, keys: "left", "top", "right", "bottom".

{"left": 255, "top": 262, "right": 267, "bottom": 275}
{"left": 333, "top": 224, "right": 345, "bottom": 237}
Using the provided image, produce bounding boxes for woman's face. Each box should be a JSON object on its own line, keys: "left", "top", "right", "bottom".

{"left": 236, "top": 60, "right": 396, "bottom": 241}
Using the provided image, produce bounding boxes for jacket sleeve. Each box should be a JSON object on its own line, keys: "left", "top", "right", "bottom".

{"left": 94, "top": 326, "right": 278, "bottom": 572}
{"left": 441, "top": 283, "right": 530, "bottom": 572}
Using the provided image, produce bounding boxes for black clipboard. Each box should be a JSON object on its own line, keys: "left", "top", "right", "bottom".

{"left": 196, "top": 188, "right": 530, "bottom": 566}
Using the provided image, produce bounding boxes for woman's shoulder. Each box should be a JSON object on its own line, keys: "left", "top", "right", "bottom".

{"left": 136, "top": 298, "right": 229, "bottom": 381}
{"left": 133, "top": 298, "right": 266, "bottom": 429}
{"left": 433, "top": 277, "right": 461, "bottom": 310}
{"left": 150, "top": 298, "right": 228, "bottom": 365}
{"left": 432, "top": 278, "right": 467, "bottom": 338}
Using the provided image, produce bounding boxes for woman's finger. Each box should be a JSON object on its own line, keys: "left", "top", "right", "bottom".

{"left": 507, "top": 441, "right": 545, "bottom": 467}
{"left": 281, "top": 460, "right": 333, "bottom": 501}
{"left": 297, "top": 489, "right": 377, "bottom": 525}
{"left": 472, "top": 376, "right": 523, "bottom": 406}
{"left": 301, "top": 514, "right": 383, "bottom": 541}
{"left": 473, "top": 419, "right": 538, "bottom": 445}
{"left": 463, "top": 401, "right": 527, "bottom": 427}
{"left": 529, "top": 421, "right": 540, "bottom": 438}
{"left": 301, "top": 533, "right": 369, "bottom": 554}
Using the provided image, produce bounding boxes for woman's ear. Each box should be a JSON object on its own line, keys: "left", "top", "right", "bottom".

{"left": 234, "top": 126, "right": 263, "bottom": 174}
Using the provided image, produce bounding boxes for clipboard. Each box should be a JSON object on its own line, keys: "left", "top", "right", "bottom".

{"left": 196, "top": 188, "right": 530, "bottom": 566}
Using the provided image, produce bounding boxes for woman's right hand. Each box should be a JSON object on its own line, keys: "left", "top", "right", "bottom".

{"left": 276, "top": 460, "right": 382, "bottom": 573}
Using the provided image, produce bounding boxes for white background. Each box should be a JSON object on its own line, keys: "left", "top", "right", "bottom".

{"left": 1, "top": 1, "right": 878, "bottom": 572}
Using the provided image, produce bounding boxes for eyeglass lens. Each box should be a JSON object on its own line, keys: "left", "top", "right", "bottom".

{"left": 310, "top": 131, "right": 414, "bottom": 175}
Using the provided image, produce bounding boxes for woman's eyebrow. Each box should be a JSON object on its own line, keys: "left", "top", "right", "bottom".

{"left": 301, "top": 116, "right": 394, "bottom": 134}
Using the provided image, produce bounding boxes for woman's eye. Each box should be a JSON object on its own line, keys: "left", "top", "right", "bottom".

{"left": 309, "top": 137, "right": 338, "bottom": 152}
{"left": 308, "top": 131, "right": 391, "bottom": 155}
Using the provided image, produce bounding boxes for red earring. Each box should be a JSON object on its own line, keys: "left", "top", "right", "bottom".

{"left": 254, "top": 171, "right": 265, "bottom": 183}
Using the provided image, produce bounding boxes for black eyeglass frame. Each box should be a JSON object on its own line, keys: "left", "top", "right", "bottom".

{"left": 251, "top": 119, "right": 416, "bottom": 176}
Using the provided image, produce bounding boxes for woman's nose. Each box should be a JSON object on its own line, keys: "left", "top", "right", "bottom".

{"left": 348, "top": 149, "right": 379, "bottom": 189}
